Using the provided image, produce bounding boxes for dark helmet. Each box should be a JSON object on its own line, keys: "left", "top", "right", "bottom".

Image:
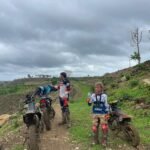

{"left": 60, "top": 72, "right": 67, "bottom": 78}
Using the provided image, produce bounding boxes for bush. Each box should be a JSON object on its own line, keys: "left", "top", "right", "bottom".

{"left": 129, "top": 80, "right": 139, "bottom": 87}
{"left": 110, "top": 83, "right": 118, "bottom": 88}
{"left": 90, "top": 86, "right": 95, "bottom": 92}
{"left": 102, "top": 76, "right": 113, "bottom": 85}
{"left": 121, "top": 93, "right": 132, "bottom": 100}
{"left": 126, "top": 75, "right": 130, "bottom": 80}
{"left": 120, "top": 73, "right": 124, "bottom": 78}
{"left": 51, "top": 77, "right": 58, "bottom": 85}
{"left": 137, "top": 64, "right": 146, "bottom": 71}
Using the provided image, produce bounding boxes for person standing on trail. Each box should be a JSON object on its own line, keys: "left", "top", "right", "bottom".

{"left": 86, "top": 82, "right": 109, "bottom": 146}
{"left": 54, "top": 72, "right": 71, "bottom": 128}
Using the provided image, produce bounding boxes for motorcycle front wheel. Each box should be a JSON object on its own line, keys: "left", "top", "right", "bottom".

{"left": 27, "top": 125, "right": 40, "bottom": 150}
{"left": 123, "top": 123, "right": 140, "bottom": 147}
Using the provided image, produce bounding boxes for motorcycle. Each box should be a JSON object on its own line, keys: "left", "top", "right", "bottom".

{"left": 108, "top": 100, "right": 140, "bottom": 147}
{"left": 39, "top": 97, "right": 55, "bottom": 131}
{"left": 23, "top": 94, "right": 42, "bottom": 150}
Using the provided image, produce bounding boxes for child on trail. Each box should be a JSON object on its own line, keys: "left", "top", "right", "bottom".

{"left": 87, "top": 82, "right": 109, "bottom": 146}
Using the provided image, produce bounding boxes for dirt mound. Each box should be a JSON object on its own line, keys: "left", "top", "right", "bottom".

{"left": 0, "top": 114, "right": 11, "bottom": 127}
{"left": 143, "top": 78, "right": 150, "bottom": 85}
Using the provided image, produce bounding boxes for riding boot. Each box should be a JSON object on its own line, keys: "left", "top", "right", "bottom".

{"left": 94, "top": 131, "right": 99, "bottom": 144}
{"left": 66, "top": 112, "right": 71, "bottom": 128}
{"left": 58, "top": 112, "right": 66, "bottom": 125}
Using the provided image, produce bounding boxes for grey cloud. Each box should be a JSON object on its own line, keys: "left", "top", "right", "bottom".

{"left": 0, "top": 0, "right": 150, "bottom": 80}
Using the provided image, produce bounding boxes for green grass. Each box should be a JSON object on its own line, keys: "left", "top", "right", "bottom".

{"left": 108, "top": 82, "right": 150, "bottom": 102}
{"left": 0, "top": 84, "right": 35, "bottom": 96}
{"left": 0, "top": 114, "right": 22, "bottom": 137}
{"left": 11, "top": 145, "right": 24, "bottom": 150}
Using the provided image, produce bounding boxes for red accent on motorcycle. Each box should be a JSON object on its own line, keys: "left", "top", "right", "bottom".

{"left": 40, "top": 99, "right": 47, "bottom": 108}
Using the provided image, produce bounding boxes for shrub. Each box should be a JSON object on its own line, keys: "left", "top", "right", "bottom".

{"left": 121, "top": 93, "right": 132, "bottom": 101}
{"left": 126, "top": 75, "right": 130, "bottom": 80}
{"left": 90, "top": 86, "right": 95, "bottom": 93}
{"left": 129, "top": 80, "right": 139, "bottom": 87}
{"left": 110, "top": 83, "right": 118, "bottom": 88}
{"left": 51, "top": 77, "right": 58, "bottom": 85}
{"left": 120, "top": 73, "right": 124, "bottom": 78}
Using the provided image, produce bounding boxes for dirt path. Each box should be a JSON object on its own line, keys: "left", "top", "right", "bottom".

{"left": 143, "top": 78, "right": 150, "bottom": 85}
{"left": 40, "top": 103, "right": 76, "bottom": 150}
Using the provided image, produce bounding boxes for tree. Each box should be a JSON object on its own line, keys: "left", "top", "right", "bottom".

{"left": 27, "top": 74, "right": 31, "bottom": 78}
{"left": 131, "top": 28, "right": 142, "bottom": 64}
{"left": 130, "top": 51, "right": 140, "bottom": 62}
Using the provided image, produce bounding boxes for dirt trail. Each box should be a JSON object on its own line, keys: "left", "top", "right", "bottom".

{"left": 40, "top": 103, "right": 76, "bottom": 150}
{"left": 143, "top": 78, "right": 150, "bottom": 85}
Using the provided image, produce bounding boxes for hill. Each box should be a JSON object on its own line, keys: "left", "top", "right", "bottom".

{"left": 0, "top": 60, "right": 149, "bottom": 150}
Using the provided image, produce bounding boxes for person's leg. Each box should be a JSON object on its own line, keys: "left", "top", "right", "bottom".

{"left": 66, "top": 106, "right": 71, "bottom": 128}
{"left": 92, "top": 115, "right": 99, "bottom": 144}
{"left": 100, "top": 115, "right": 108, "bottom": 146}
{"left": 58, "top": 97, "right": 66, "bottom": 125}
{"left": 63, "top": 98, "right": 71, "bottom": 128}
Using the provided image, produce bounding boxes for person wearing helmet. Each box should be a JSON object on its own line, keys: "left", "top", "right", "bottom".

{"left": 54, "top": 72, "right": 71, "bottom": 128}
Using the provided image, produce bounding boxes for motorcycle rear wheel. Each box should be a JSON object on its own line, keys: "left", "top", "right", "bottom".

{"left": 43, "top": 111, "right": 51, "bottom": 131}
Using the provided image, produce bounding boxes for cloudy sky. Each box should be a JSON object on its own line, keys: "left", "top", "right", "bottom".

{"left": 0, "top": 0, "right": 150, "bottom": 80}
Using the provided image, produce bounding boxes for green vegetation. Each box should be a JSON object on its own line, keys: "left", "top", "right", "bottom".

{"left": 0, "top": 84, "right": 34, "bottom": 96}
{"left": 129, "top": 79, "right": 139, "bottom": 88}
{"left": 0, "top": 113, "right": 22, "bottom": 137}
{"left": 69, "top": 82, "right": 96, "bottom": 149}
{"left": 11, "top": 145, "right": 24, "bottom": 150}
{"left": 0, "top": 61, "right": 149, "bottom": 149}
{"left": 70, "top": 76, "right": 150, "bottom": 149}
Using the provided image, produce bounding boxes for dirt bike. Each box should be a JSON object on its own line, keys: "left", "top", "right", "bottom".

{"left": 108, "top": 100, "right": 140, "bottom": 147}
{"left": 92, "top": 114, "right": 110, "bottom": 147}
{"left": 23, "top": 94, "right": 42, "bottom": 150}
{"left": 39, "top": 97, "right": 55, "bottom": 131}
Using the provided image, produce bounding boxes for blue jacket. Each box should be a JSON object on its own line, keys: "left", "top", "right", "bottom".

{"left": 37, "top": 85, "right": 57, "bottom": 97}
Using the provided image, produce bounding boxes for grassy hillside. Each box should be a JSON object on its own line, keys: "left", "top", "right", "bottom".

{"left": 0, "top": 60, "right": 149, "bottom": 149}
{"left": 0, "top": 78, "right": 54, "bottom": 115}
{"left": 69, "top": 61, "right": 150, "bottom": 149}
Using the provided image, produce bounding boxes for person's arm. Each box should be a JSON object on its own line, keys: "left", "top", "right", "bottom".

{"left": 49, "top": 85, "right": 58, "bottom": 92}
{"left": 87, "top": 93, "right": 94, "bottom": 106}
